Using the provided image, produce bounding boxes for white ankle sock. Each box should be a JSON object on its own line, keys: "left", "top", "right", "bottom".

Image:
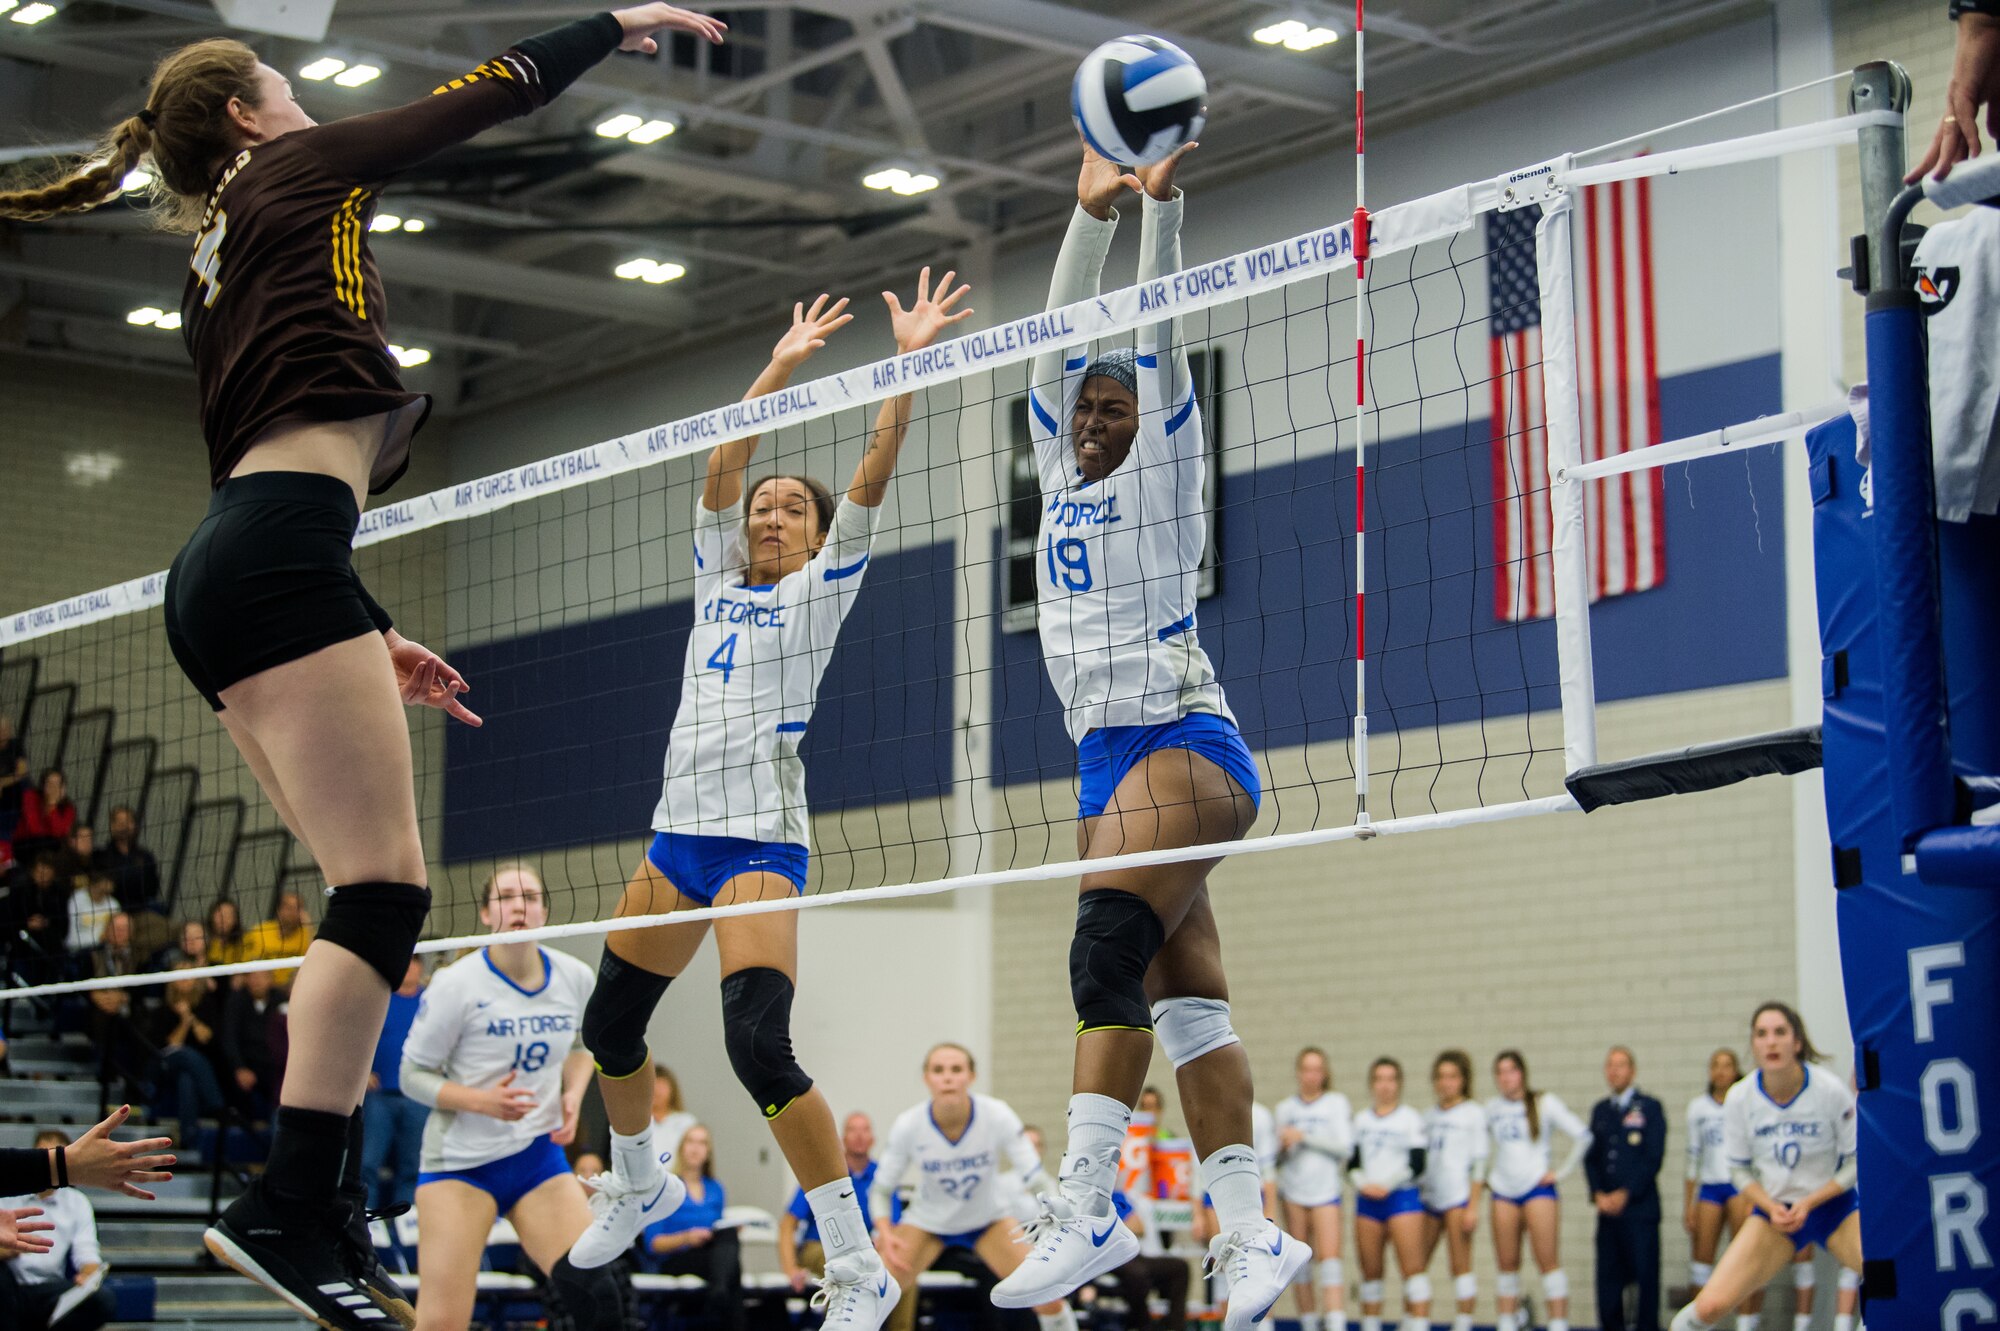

{"left": 805, "top": 1176, "right": 871, "bottom": 1262}
{"left": 1361, "top": 1317, "right": 1382, "bottom": 1331}
{"left": 1039, "top": 1307, "right": 1078, "bottom": 1331}
{"left": 1058, "top": 1093, "right": 1130, "bottom": 1215}
{"left": 610, "top": 1127, "right": 661, "bottom": 1188}
{"left": 1452, "top": 1317, "right": 1473, "bottom": 1331}
{"left": 1300, "top": 1312, "right": 1321, "bottom": 1331}
{"left": 1200, "top": 1144, "right": 1265, "bottom": 1233}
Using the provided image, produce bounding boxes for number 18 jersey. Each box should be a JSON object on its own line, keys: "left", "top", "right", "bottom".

{"left": 651, "top": 494, "right": 875, "bottom": 847}
{"left": 401, "top": 946, "right": 595, "bottom": 1171}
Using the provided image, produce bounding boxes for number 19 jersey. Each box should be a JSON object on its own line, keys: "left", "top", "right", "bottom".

{"left": 651, "top": 494, "right": 875, "bottom": 847}
{"left": 401, "top": 946, "right": 594, "bottom": 1171}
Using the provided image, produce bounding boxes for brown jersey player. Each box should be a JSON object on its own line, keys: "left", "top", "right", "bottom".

{"left": 0, "top": 7, "right": 725, "bottom": 1329}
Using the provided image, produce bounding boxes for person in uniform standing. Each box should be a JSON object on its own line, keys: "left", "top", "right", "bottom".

{"left": 1586, "top": 1047, "right": 1666, "bottom": 1331}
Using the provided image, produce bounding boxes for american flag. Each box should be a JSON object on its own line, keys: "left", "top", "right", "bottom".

{"left": 1487, "top": 181, "right": 1665, "bottom": 622}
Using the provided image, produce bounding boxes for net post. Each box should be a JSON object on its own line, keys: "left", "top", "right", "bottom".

{"left": 1533, "top": 192, "right": 1600, "bottom": 774}
{"left": 1848, "top": 62, "right": 1911, "bottom": 296}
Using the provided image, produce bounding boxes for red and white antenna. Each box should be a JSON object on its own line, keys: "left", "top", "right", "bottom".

{"left": 1352, "top": 0, "right": 1374, "bottom": 833}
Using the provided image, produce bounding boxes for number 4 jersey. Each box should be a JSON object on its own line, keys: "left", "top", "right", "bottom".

{"left": 651, "top": 494, "right": 875, "bottom": 848}
{"left": 1722, "top": 1067, "right": 1857, "bottom": 1206}
{"left": 401, "top": 945, "right": 594, "bottom": 1171}
{"left": 1029, "top": 193, "right": 1231, "bottom": 744}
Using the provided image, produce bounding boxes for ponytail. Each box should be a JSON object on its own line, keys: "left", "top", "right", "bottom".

{"left": 0, "top": 115, "right": 151, "bottom": 222}
{"left": 0, "top": 38, "right": 261, "bottom": 233}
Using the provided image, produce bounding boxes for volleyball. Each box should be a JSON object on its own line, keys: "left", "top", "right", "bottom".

{"left": 1070, "top": 35, "right": 1207, "bottom": 167}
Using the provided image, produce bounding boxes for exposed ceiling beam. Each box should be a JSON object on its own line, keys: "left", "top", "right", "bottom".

{"left": 913, "top": 0, "right": 1343, "bottom": 116}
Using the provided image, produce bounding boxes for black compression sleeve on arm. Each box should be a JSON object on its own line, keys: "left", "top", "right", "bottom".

{"left": 515, "top": 12, "right": 625, "bottom": 102}
{"left": 0, "top": 1147, "right": 52, "bottom": 1194}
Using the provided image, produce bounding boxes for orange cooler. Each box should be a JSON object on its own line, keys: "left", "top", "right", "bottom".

{"left": 1151, "top": 1137, "right": 1194, "bottom": 1200}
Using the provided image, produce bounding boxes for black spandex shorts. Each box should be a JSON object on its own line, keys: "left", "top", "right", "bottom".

{"left": 164, "top": 472, "right": 391, "bottom": 711}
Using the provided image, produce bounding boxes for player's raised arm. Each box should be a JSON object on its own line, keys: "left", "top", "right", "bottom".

{"left": 847, "top": 267, "right": 974, "bottom": 509}
{"left": 704, "top": 295, "right": 853, "bottom": 513}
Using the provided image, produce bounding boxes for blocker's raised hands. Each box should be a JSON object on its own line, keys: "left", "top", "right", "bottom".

{"left": 612, "top": 3, "right": 726, "bottom": 54}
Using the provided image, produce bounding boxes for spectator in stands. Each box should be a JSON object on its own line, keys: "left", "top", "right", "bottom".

{"left": 14, "top": 771, "right": 76, "bottom": 866}
{"left": 53, "top": 826, "right": 100, "bottom": 896}
{"left": 6, "top": 856, "right": 70, "bottom": 984}
{"left": 652, "top": 1062, "right": 697, "bottom": 1160}
{"left": 360, "top": 956, "right": 428, "bottom": 1211}
{"left": 143, "top": 965, "right": 226, "bottom": 1150}
{"left": 243, "top": 889, "right": 313, "bottom": 990}
{"left": 645, "top": 1124, "right": 743, "bottom": 1331}
{"left": 0, "top": 1130, "right": 117, "bottom": 1331}
{"left": 155, "top": 919, "right": 207, "bottom": 972}
{"left": 0, "top": 717, "right": 26, "bottom": 829}
{"left": 204, "top": 898, "right": 251, "bottom": 971}
{"left": 100, "top": 807, "right": 161, "bottom": 916}
{"left": 66, "top": 874, "right": 117, "bottom": 956}
{"left": 86, "top": 913, "right": 153, "bottom": 1093}
{"left": 780, "top": 1111, "right": 878, "bottom": 1291}
{"left": 220, "top": 967, "right": 285, "bottom": 1118}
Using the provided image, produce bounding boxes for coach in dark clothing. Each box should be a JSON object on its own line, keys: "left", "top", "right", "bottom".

{"left": 1586, "top": 1045, "right": 1666, "bottom": 1331}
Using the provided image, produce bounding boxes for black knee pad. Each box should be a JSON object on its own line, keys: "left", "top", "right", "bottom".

{"left": 581, "top": 949, "right": 673, "bottom": 1080}
{"left": 1070, "top": 889, "right": 1166, "bottom": 1035}
{"left": 318, "top": 882, "right": 430, "bottom": 988}
{"left": 548, "top": 1254, "right": 630, "bottom": 1331}
{"left": 721, "top": 967, "right": 814, "bottom": 1120}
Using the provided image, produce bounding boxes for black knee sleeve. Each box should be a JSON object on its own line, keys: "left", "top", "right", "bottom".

{"left": 548, "top": 1254, "right": 629, "bottom": 1331}
{"left": 318, "top": 882, "right": 430, "bottom": 988}
{"left": 1070, "top": 889, "right": 1166, "bottom": 1035}
{"left": 720, "top": 967, "right": 813, "bottom": 1119}
{"left": 581, "top": 949, "right": 673, "bottom": 1080}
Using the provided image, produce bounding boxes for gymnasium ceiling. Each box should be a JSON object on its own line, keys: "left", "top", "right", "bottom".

{"left": 0, "top": 0, "right": 1764, "bottom": 416}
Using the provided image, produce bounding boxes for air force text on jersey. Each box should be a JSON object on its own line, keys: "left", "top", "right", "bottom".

{"left": 482, "top": 1012, "right": 575, "bottom": 1039}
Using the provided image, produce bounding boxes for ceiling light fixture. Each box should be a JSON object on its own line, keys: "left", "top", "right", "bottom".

{"left": 388, "top": 344, "right": 431, "bottom": 368}
{"left": 1252, "top": 17, "right": 1340, "bottom": 51}
{"left": 11, "top": 2, "right": 58, "bottom": 23}
{"left": 120, "top": 166, "right": 155, "bottom": 193}
{"left": 595, "top": 113, "right": 643, "bottom": 138}
{"left": 614, "top": 257, "right": 686, "bottom": 285}
{"left": 627, "top": 118, "right": 676, "bottom": 144}
{"left": 401, "top": 217, "right": 426, "bottom": 233}
{"left": 597, "top": 113, "right": 677, "bottom": 144}
{"left": 126, "top": 306, "right": 182, "bottom": 330}
{"left": 862, "top": 166, "right": 940, "bottom": 196}
{"left": 370, "top": 213, "right": 403, "bottom": 233}
{"left": 299, "top": 56, "right": 348, "bottom": 81}
{"left": 0, "top": 1, "right": 19, "bottom": 15}
{"left": 332, "top": 63, "right": 382, "bottom": 87}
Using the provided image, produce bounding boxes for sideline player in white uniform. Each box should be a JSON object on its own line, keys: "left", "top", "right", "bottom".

{"left": 1682, "top": 1049, "right": 1742, "bottom": 1302}
{"left": 996, "top": 141, "right": 1307, "bottom": 1331}
{"left": 1486, "top": 1051, "right": 1590, "bottom": 1331}
{"left": 1350, "top": 1059, "right": 1430, "bottom": 1331}
{"left": 1275, "top": 1048, "right": 1353, "bottom": 1331}
{"left": 871, "top": 1044, "right": 1070, "bottom": 1331}
{"left": 1421, "top": 1051, "right": 1488, "bottom": 1331}
{"left": 1671, "top": 1004, "right": 1861, "bottom": 1331}
{"left": 399, "top": 865, "right": 622, "bottom": 1330}
{"left": 567, "top": 270, "right": 973, "bottom": 1331}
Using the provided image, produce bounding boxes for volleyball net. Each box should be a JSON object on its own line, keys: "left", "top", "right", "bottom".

{"left": 0, "top": 101, "right": 1889, "bottom": 997}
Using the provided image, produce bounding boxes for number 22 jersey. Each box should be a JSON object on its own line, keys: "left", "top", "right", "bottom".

{"left": 400, "top": 945, "right": 594, "bottom": 1171}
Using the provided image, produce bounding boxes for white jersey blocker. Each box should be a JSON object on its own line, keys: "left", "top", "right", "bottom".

{"left": 1029, "top": 193, "right": 1232, "bottom": 744}
{"left": 1686, "top": 1093, "right": 1731, "bottom": 1186}
{"left": 652, "top": 493, "right": 876, "bottom": 847}
{"left": 1352, "top": 1104, "right": 1427, "bottom": 1192}
{"left": 1274, "top": 1092, "right": 1354, "bottom": 1207}
{"left": 1422, "top": 1100, "right": 1490, "bottom": 1210}
{"left": 1483, "top": 1092, "right": 1592, "bottom": 1200}
{"left": 1722, "top": 1068, "right": 1857, "bottom": 1206}
{"left": 871, "top": 1094, "right": 1045, "bottom": 1235}
{"left": 400, "top": 946, "right": 595, "bottom": 1172}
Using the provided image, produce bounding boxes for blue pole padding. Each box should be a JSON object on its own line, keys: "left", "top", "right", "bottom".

{"left": 1862, "top": 291, "right": 1955, "bottom": 849}
{"left": 1917, "top": 824, "right": 2000, "bottom": 885}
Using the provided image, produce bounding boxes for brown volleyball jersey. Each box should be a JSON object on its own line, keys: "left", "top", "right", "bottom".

{"left": 179, "top": 12, "right": 623, "bottom": 493}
